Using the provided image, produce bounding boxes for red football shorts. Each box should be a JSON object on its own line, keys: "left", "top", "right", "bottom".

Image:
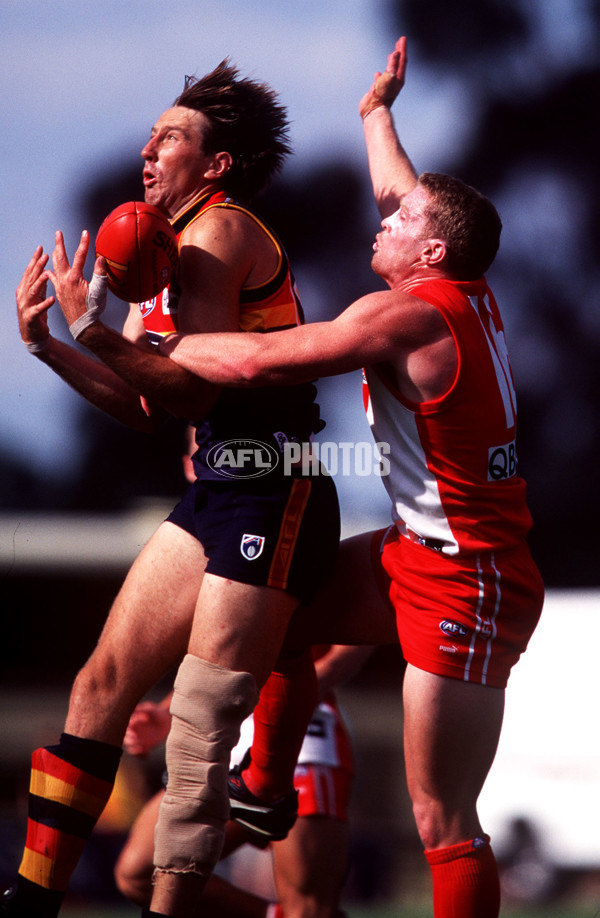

{"left": 294, "top": 763, "right": 353, "bottom": 820}
{"left": 378, "top": 528, "right": 544, "bottom": 688}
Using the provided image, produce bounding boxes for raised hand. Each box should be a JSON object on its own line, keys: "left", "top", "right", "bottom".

{"left": 359, "top": 36, "right": 408, "bottom": 120}
{"left": 16, "top": 246, "right": 55, "bottom": 350}
{"left": 49, "top": 230, "right": 92, "bottom": 328}
{"left": 49, "top": 229, "right": 109, "bottom": 339}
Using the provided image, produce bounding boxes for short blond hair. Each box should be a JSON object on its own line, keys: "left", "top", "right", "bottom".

{"left": 420, "top": 172, "right": 502, "bottom": 279}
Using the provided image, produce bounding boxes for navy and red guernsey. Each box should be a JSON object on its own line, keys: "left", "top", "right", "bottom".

{"left": 139, "top": 191, "right": 324, "bottom": 478}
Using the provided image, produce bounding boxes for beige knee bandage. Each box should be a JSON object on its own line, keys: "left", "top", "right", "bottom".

{"left": 153, "top": 654, "right": 258, "bottom": 879}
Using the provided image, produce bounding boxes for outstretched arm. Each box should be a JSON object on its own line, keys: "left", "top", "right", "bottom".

{"left": 49, "top": 230, "right": 219, "bottom": 422}
{"left": 359, "top": 36, "right": 418, "bottom": 218}
{"left": 160, "top": 289, "right": 404, "bottom": 387}
{"left": 161, "top": 285, "right": 455, "bottom": 405}
{"left": 16, "top": 245, "right": 157, "bottom": 431}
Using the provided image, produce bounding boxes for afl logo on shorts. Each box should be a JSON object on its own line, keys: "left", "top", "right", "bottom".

{"left": 241, "top": 534, "right": 266, "bottom": 560}
{"left": 439, "top": 620, "right": 469, "bottom": 638}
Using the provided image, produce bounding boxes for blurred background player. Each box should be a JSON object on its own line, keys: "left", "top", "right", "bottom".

{"left": 115, "top": 644, "right": 373, "bottom": 918}
{"left": 8, "top": 60, "right": 339, "bottom": 918}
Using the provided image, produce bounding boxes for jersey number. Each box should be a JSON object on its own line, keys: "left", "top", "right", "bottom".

{"left": 470, "top": 294, "right": 516, "bottom": 429}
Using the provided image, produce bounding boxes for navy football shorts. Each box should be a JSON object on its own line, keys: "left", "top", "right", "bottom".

{"left": 166, "top": 470, "right": 340, "bottom": 603}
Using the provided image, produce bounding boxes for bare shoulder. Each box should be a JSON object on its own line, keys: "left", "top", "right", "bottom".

{"left": 180, "top": 203, "right": 277, "bottom": 282}
{"left": 341, "top": 287, "right": 451, "bottom": 348}
{"left": 181, "top": 203, "right": 269, "bottom": 251}
{"left": 338, "top": 287, "right": 456, "bottom": 401}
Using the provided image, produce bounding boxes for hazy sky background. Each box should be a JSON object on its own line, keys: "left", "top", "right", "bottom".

{"left": 0, "top": 1, "right": 487, "bottom": 475}
{"left": 1, "top": 0, "right": 596, "bottom": 529}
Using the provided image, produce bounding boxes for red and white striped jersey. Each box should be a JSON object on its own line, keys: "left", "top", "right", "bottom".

{"left": 364, "top": 277, "right": 533, "bottom": 555}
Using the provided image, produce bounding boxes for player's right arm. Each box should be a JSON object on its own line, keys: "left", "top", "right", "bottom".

{"left": 16, "top": 246, "right": 157, "bottom": 431}
{"left": 49, "top": 206, "right": 264, "bottom": 423}
{"left": 359, "top": 36, "right": 419, "bottom": 218}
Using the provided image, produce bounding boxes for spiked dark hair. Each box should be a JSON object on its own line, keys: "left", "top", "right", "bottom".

{"left": 419, "top": 172, "right": 502, "bottom": 280}
{"left": 174, "top": 60, "right": 292, "bottom": 201}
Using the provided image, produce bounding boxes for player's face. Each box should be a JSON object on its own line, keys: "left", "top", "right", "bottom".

{"left": 372, "top": 184, "right": 435, "bottom": 282}
{"left": 141, "top": 107, "right": 215, "bottom": 218}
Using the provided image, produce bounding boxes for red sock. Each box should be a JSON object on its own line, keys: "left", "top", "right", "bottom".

{"left": 245, "top": 650, "right": 317, "bottom": 800}
{"left": 425, "top": 835, "right": 500, "bottom": 918}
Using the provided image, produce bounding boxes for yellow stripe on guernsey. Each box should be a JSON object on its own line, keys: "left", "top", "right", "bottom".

{"left": 204, "top": 202, "right": 302, "bottom": 332}
{"left": 168, "top": 193, "right": 303, "bottom": 336}
{"left": 239, "top": 297, "right": 299, "bottom": 333}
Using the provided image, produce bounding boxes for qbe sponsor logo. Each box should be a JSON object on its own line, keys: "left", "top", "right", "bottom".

{"left": 488, "top": 440, "right": 517, "bottom": 481}
{"left": 206, "top": 439, "right": 279, "bottom": 479}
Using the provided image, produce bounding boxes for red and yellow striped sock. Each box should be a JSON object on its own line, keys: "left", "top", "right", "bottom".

{"left": 15, "top": 733, "right": 121, "bottom": 913}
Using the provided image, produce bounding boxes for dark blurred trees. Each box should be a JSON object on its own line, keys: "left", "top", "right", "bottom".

{"left": 2, "top": 0, "right": 598, "bottom": 585}
{"left": 395, "top": 0, "right": 530, "bottom": 62}
{"left": 385, "top": 0, "right": 600, "bottom": 583}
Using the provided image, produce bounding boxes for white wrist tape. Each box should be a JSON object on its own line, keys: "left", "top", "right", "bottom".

{"left": 25, "top": 338, "right": 50, "bottom": 354}
{"left": 69, "top": 272, "right": 108, "bottom": 340}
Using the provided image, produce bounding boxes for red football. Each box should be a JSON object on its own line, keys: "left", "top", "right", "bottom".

{"left": 95, "top": 201, "right": 178, "bottom": 303}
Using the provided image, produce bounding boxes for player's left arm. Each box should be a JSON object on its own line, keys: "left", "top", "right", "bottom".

{"left": 50, "top": 229, "right": 220, "bottom": 421}
{"left": 16, "top": 245, "right": 163, "bottom": 431}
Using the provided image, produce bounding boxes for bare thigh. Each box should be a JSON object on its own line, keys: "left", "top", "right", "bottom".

{"left": 403, "top": 664, "right": 505, "bottom": 850}
{"left": 283, "top": 530, "right": 398, "bottom": 652}
{"left": 65, "top": 521, "right": 207, "bottom": 743}
{"left": 188, "top": 573, "right": 301, "bottom": 688}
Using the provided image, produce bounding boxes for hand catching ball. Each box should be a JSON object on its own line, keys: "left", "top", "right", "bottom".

{"left": 95, "top": 202, "right": 178, "bottom": 303}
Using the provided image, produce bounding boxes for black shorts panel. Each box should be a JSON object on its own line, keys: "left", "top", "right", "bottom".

{"left": 166, "top": 472, "right": 340, "bottom": 602}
